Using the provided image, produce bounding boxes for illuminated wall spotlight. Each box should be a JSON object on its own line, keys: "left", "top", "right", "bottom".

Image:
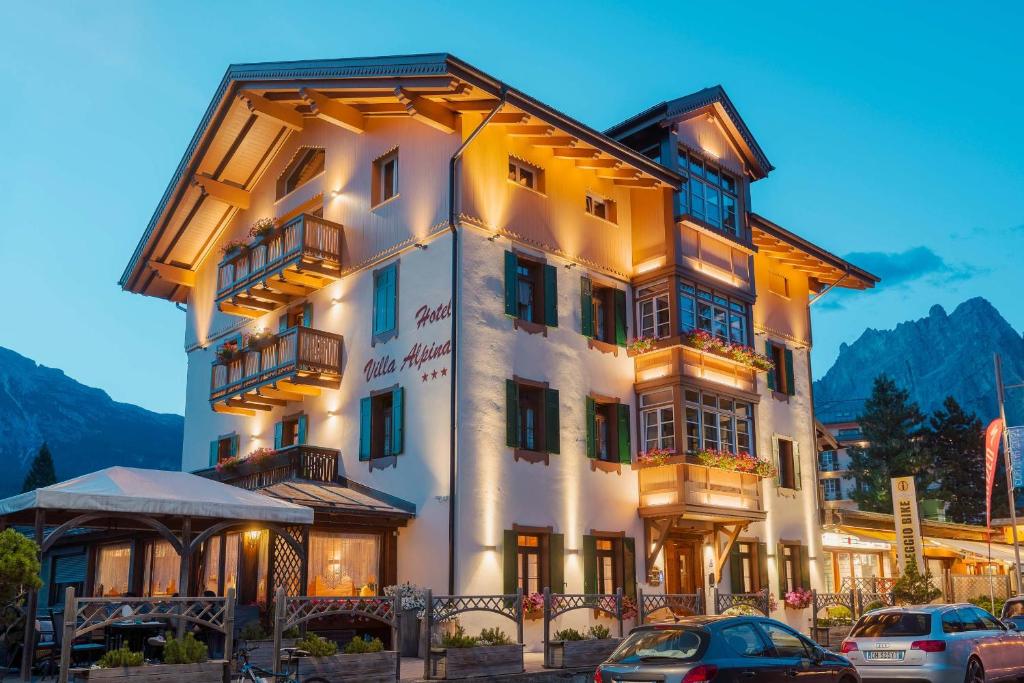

{"left": 414, "top": 242, "right": 428, "bottom": 250}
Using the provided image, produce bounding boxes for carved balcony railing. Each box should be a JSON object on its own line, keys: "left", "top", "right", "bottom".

{"left": 636, "top": 456, "right": 766, "bottom": 523}
{"left": 196, "top": 444, "right": 339, "bottom": 489}
{"left": 210, "top": 326, "right": 342, "bottom": 414}
{"left": 216, "top": 213, "right": 343, "bottom": 317}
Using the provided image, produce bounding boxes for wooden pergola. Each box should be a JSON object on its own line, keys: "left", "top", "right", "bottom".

{"left": 0, "top": 467, "right": 314, "bottom": 681}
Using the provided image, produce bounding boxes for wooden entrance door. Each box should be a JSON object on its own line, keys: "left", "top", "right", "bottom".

{"left": 665, "top": 539, "right": 698, "bottom": 594}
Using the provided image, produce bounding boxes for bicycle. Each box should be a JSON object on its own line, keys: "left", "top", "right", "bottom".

{"left": 234, "top": 643, "right": 329, "bottom": 683}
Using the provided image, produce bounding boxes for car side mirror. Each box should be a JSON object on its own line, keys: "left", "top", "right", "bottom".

{"left": 811, "top": 645, "right": 827, "bottom": 663}
{"left": 1006, "top": 621, "right": 1019, "bottom": 631}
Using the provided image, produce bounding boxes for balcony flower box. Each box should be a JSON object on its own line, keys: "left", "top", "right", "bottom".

{"left": 682, "top": 330, "right": 774, "bottom": 372}
{"left": 70, "top": 661, "right": 228, "bottom": 681}
{"left": 546, "top": 638, "right": 621, "bottom": 669}
{"left": 297, "top": 651, "right": 397, "bottom": 682}
{"left": 429, "top": 644, "right": 524, "bottom": 679}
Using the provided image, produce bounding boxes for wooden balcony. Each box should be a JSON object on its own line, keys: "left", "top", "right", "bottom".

{"left": 636, "top": 456, "right": 766, "bottom": 523}
{"left": 216, "top": 213, "right": 343, "bottom": 317}
{"left": 633, "top": 339, "right": 758, "bottom": 394}
{"left": 210, "top": 326, "right": 342, "bottom": 415}
{"left": 196, "top": 444, "right": 338, "bottom": 490}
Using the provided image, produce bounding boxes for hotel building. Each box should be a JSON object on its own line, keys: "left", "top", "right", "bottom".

{"left": 115, "top": 53, "right": 879, "bottom": 631}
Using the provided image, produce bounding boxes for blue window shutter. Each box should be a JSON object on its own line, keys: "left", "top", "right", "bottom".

{"left": 545, "top": 388, "right": 560, "bottom": 454}
{"left": 580, "top": 276, "right": 593, "bottom": 338}
{"left": 391, "top": 387, "right": 404, "bottom": 455}
{"left": 614, "top": 289, "right": 627, "bottom": 346}
{"left": 273, "top": 422, "right": 283, "bottom": 450}
{"left": 229, "top": 434, "right": 239, "bottom": 457}
{"left": 302, "top": 303, "right": 312, "bottom": 327}
{"left": 209, "top": 441, "right": 218, "bottom": 467}
{"left": 544, "top": 264, "right": 558, "bottom": 327}
{"left": 279, "top": 314, "right": 288, "bottom": 332}
{"left": 359, "top": 397, "right": 372, "bottom": 461}
{"left": 373, "top": 270, "right": 384, "bottom": 335}
{"left": 297, "top": 415, "right": 308, "bottom": 445}
{"left": 504, "top": 251, "right": 517, "bottom": 317}
{"left": 385, "top": 266, "right": 397, "bottom": 332}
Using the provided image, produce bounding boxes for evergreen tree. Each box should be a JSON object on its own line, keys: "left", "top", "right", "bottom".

{"left": 890, "top": 556, "right": 942, "bottom": 605}
{"left": 21, "top": 442, "right": 57, "bottom": 492}
{"left": 846, "top": 374, "right": 927, "bottom": 512}
{"left": 927, "top": 396, "right": 985, "bottom": 524}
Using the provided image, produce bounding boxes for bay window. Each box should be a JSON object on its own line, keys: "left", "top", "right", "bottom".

{"left": 683, "top": 389, "right": 753, "bottom": 455}
{"left": 640, "top": 388, "right": 675, "bottom": 452}
{"left": 636, "top": 281, "right": 670, "bottom": 339}
{"left": 679, "top": 281, "right": 749, "bottom": 345}
{"left": 677, "top": 149, "right": 739, "bottom": 236}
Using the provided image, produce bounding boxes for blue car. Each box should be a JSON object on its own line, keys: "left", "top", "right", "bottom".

{"left": 595, "top": 615, "right": 859, "bottom": 683}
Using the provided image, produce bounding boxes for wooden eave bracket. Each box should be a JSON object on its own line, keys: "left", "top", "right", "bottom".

{"left": 149, "top": 260, "right": 195, "bottom": 287}
{"left": 193, "top": 174, "right": 250, "bottom": 209}
{"left": 394, "top": 87, "right": 456, "bottom": 133}
{"left": 299, "top": 88, "right": 366, "bottom": 133}
{"left": 238, "top": 91, "right": 304, "bottom": 131}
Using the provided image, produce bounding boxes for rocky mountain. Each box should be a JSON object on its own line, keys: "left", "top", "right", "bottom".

{"left": 814, "top": 297, "right": 1024, "bottom": 425}
{"left": 0, "top": 346, "right": 183, "bottom": 496}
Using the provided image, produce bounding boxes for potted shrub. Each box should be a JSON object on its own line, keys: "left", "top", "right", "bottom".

{"left": 290, "top": 632, "right": 397, "bottom": 682}
{"left": 546, "top": 625, "right": 621, "bottom": 669}
{"left": 383, "top": 582, "right": 426, "bottom": 657}
{"left": 429, "top": 625, "right": 523, "bottom": 679}
{"left": 71, "top": 634, "right": 227, "bottom": 681}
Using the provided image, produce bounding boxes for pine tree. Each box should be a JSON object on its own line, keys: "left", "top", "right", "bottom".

{"left": 927, "top": 396, "right": 985, "bottom": 524}
{"left": 21, "top": 442, "right": 57, "bottom": 492}
{"left": 890, "top": 556, "right": 942, "bottom": 605}
{"left": 846, "top": 374, "right": 927, "bottom": 512}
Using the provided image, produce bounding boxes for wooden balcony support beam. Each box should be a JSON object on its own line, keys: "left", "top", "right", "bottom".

{"left": 275, "top": 380, "right": 322, "bottom": 396}
{"left": 280, "top": 269, "right": 328, "bottom": 289}
{"left": 149, "top": 261, "right": 195, "bottom": 287}
{"left": 229, "top": 296, "right": 276, "bottom": 312}
{"left": 238, "top": 92, "right": 304, "bottom": 131}
{"left": 193, "top": 174, "right": 250, "bottom": 209}
{"left": 552, "top": 147, "right": 599, "bottom": 159}
{"left": 262, "top": 278, "right": 313, "bottom": 297}
{"left": 394, "top": 88, "right": 457, "bottom": 134}
{"left": 226, "top": 398, "right": 273, "bottom": 411}
{"left": 213, "top": 404, "right": 256, "bottom": 417}
{"left": 289, "top": 374, "right": 341, "bottom": 389}
{"left": 218, "top": 302, "right": 263, "bottom": 318}
{"left": 299, "top": 88, "right": 366, "bottom": 134}
{"left": 256, "top": 387, "right": 306, "bottom": 402}
{"left": 245, "top": 287, "right": 292, "bottom": 305}
{"left": 241, "top": 393, "right": 288, "bottom": 407}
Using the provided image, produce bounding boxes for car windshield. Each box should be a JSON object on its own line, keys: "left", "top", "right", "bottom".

{"left": 851, "top": 612, "right": 931, "bottom": 638}
{"left": 607, "top": 628, "right": 705, "bottom": 663}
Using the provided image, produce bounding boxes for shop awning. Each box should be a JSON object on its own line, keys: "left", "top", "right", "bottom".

{"left": 259, "top": 477, "right": 415, "bottom": 525}
{"left": 0, "top": 466, "right": 313, "bottom": 525}
{"left": 930, "top": 538, "right": 1020, "bottom": 565}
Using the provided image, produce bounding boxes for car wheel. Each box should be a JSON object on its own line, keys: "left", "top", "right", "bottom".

{"left": 965, "top": 658, "right": 985, "bottom": 683}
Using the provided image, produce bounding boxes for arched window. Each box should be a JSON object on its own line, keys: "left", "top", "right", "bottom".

{"left": 276, "top": 148, "right": 325, "bottom": 199}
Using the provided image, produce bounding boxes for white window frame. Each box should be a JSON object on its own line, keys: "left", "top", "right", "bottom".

{"left": 640, "top": 389, "right": 676, "bottom": 452}
{"left": 638, "top": 293, "right": 670, "bottom": 339}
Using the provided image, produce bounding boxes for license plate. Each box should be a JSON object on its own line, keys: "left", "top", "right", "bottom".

{"left": 865, "top": 650, "right": 905, "bottom": 660}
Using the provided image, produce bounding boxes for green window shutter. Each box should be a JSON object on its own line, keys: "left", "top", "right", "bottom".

{"left": 728, "top": 543, "right": 743, "bottom": 592}
{"left": 297, "top": 415, "right": 308, "bottom": 446}
{"left": 274, "top": 422, "right": 283, "bottom": 450}
{"left": 391, "top": 387, "right": 404, "bottom": 455}
{"left": 757, "top": 543, "right": 769, "bottom": 593}
{"left": 772, "top": 437, "right": 782, "bottom": 488}
{"left": 505, "top": 380, "right": 519, "bottom": 448}
{"left": 548, "top": 533, "right": 565, "bottom": 593}
{"left": 614, "top": 289, "right": 627, "bottom": 347}
{"left": 208, "top": 441, "right": 218, "bottom": 467}
{"left": 784, "top": 348, "right": 796, "bottom": 396}
{"left": 765, "top": 341, "right": 776, "bottom": 391}
{"left": 302, "top": 302, "right": 313, "bottom": 327}
{"left": 791, "top": 440, "right": 801, "bottom": 490}
{"left": 580, "top": 276, "right": 594, "bottom": 338}
{"left": 582, "top": 535, "right": 597, "bottom": 594}
{"left": 544, "top": 264, "right": 558, "bottom": 327}
{"left": 585, "top": 397, "right": 597, "bottom": 459}
{"left": 545, "top": 388, "right": 560, "bottom": 454}
{"left": 799, "top": 545, "right": 811, "bottom": 589}
{"left": 229, "top": 434, "right": 239, "bottom": 457}
{"left": 279, "top": 314, "right": 288, "bottom": 332}
{"left": 359, "top": 397, "right": 372, "bottom": 461}
{"left": 617, "top": 404, "right": 631, "bottom": 464}
{"left": 623, "top": 537, "right": 637, "bottom": 600}
{"left": 503, "top": 530, "right": 518, "bottom": 594}
{"left": 777, "top": 542, "right": 787, "bottom": 596}
{"left": 503, "top": 251, "right": 518, "bottom": 316}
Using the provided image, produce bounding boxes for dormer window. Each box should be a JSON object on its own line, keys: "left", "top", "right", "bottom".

{"left": 276, "top": 148, "right": 325, "bottom": 200}
{"left": 676, "top": 149, "right": 738, "bottom": 236}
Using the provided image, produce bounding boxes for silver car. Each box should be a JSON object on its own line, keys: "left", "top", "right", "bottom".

{"left": 841, "top": 604, "right": 1024, "bottom": 682}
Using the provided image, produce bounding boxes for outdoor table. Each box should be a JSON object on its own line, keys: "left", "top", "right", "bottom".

{"left": 105, "top": 621, "right": 165, "bottom": 658}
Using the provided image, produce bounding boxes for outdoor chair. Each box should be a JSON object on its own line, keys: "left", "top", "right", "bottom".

{"left": 49, "top": 610, "right": 105, "bottom": 667}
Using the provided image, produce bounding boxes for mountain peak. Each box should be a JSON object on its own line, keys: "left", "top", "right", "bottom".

{"left": 929, "top": 304, "right": 946, "bottom": 319}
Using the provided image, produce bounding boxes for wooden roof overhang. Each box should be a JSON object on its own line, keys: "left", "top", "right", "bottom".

{"left": 121, "top": 53, "right": 683, "bottom": 302}
{"left": 750, "top": 213, "right": 880, "bottom": 293}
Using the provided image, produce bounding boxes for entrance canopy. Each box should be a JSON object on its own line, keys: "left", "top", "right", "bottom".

{"left": 0, "top": 466, "right": 313, "bottom": 525}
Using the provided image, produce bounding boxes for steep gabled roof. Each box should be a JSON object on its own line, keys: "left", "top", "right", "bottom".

{"left": 606, "top": 85, "right": 774, "bottom": 180}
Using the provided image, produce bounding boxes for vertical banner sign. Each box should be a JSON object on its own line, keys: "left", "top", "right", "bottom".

{"left": 891, "top": 476, "right": 925, "bottom": 573}
{"left": 1008, "top": 426, "right": 1024, "bottom": 489}
{"left": 985, "top": 419, "right": 1005, "bottom": 527}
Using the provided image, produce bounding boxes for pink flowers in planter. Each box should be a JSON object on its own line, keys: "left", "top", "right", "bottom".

{"left": 784, "top": 587, "right": 813, "bottom": 609}
{"left": 215, "top": 455, "right": 242, "bottom": 473}
{"left": 682, "top": 330, "right": 774, "bottom": 372}
{"left": 523, "top": 592, "right": 545, "bottom": 620}
{"left": 626, "top": 336, "right": 656, "bottom": 356}
{"left": 248, "top": 447, "right": 277, "bottom": 466}
{"left": 694, "top": 448, "right": 776, "bottom": 478}
{"left": 637, "top": 448, "right": 676, "bottom": 467}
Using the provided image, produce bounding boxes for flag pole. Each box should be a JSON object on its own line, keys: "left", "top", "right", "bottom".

{"left": 995, "top": 352, "right": 1023, "bottom": 592}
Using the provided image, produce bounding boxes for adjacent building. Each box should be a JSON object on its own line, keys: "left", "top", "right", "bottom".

{"left": 114, "top": 53, "right": 881, "bottom": 630}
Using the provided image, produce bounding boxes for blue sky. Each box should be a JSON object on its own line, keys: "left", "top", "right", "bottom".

{"left": 1, "top": 2, "right": 1021, "bottom": 415}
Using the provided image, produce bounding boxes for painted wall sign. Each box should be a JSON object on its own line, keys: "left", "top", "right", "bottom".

{"left": 364, "top": 299, "right": 452, "bottom": 383}
{"left": 891, "top": 476, "right": 924, "bottom": 573}
{"left": 415, "top": 301, "right": 452, "bottom": 329}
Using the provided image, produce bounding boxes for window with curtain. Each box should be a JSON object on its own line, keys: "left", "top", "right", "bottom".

{"left": 94, "top": 543, "right": 131, "bottom": 597}
{"left": 224, "top": 532, "right": 240, "bottom": 595}
{"left": 307, "top": 532, "right": 380, "bottom": 597}
{"left": 142, "top": 540, "right": 180, "bottom": 597}
{"left": 201, "top": 536, "right": 222, "bottom": 594}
